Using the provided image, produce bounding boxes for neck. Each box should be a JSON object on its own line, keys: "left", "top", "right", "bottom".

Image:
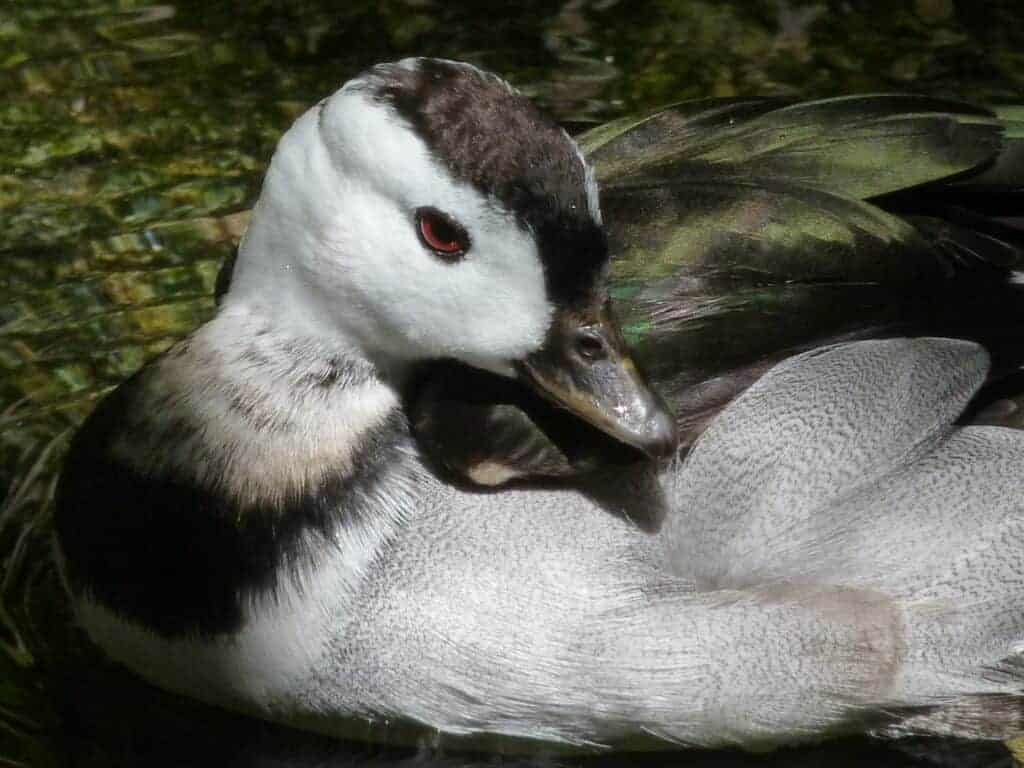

{"left": 144, "top": 304, "right": 405, "bottom": 500}
{"left": 57, "top": 305, "right": 421, "bottom": 638}
{"left": 222, "top": 102, "right": 415, "bottom": 376}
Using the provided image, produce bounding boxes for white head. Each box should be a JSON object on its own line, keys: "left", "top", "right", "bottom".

{"left": 225, "top": 58, "right": 676, "bottom": 458}
{"left": 226, "top": 58, "right": 603, "bottom": 377}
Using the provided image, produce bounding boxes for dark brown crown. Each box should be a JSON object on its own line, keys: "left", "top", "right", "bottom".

{"left": 355, "top": 58, "right": 608, "bottom": 308}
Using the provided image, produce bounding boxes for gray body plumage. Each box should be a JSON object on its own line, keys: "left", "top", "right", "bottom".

{"left": 70, "top": 324, "right": 1024, "bottom": 750}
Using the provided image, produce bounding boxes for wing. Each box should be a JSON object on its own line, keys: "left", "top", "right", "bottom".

{"left": 593, "top": 96, "right": 1024, "bottom": 444}
{"left": 583, "top": 94, "right": 1002, "bottom": 198}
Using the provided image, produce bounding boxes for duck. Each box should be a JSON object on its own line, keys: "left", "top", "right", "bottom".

{"left": 54, "top": 57, "right": 1024, "bottom": 752}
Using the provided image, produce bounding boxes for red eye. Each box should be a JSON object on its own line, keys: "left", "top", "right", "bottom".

{"left": 416, "top": 207, "right": 469, "bottom": 262}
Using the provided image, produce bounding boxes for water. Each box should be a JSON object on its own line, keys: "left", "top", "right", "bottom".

{"left": 2, "top": 1, "right": 1023, "bottom": 765}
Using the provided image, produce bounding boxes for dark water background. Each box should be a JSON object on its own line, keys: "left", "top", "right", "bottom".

{"left": 3, "top": 1, "right": 1024, "bottom": 765}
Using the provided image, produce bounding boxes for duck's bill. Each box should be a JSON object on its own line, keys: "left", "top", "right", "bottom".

{"left": 514, "top": 304, "right": 679, "bottom": 461}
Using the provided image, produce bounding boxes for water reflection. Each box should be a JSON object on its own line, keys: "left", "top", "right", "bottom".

{"left": 2, "top": 0, "right": 1024, "bottom": 765}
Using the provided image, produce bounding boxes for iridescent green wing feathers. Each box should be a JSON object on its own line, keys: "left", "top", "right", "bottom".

{"left": 586, "top": 95, "right": 1024, "bottom": 443}
{"left": 582, "top": 94, "right": 1002, "bottom": 198}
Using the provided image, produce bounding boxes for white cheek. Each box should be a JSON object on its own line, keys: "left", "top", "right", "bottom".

{"left": 446, "top": 224, "right": 552, "bottom": 360}
{"left": 318, "top": 190, "right": 550, "bottom": 364}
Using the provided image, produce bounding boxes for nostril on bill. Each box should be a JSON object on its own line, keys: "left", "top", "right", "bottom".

{"left": 575, "top": 331, "right": 608, "bottom": 362}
